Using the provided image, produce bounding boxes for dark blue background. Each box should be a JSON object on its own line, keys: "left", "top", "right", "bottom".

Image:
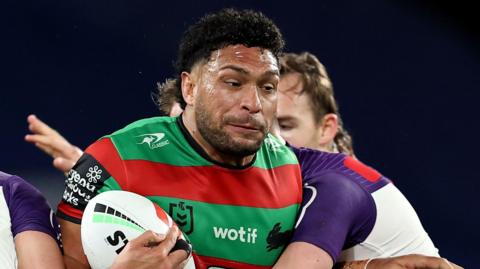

{"left": 1, "top": 0, "right": 477, "bottom": 266}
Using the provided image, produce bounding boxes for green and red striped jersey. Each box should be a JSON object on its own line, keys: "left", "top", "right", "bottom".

{"left": 58, "top": 116, "right": 303, "bottom": 268}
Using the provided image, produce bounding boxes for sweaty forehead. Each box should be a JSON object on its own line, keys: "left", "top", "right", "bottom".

{"left": 207, "top": 45, "right": 279, "bottom": 73}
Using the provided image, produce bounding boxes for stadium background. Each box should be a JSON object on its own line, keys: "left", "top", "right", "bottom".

{"left": 1, "top": 0, "right": 477, "bottom": 267}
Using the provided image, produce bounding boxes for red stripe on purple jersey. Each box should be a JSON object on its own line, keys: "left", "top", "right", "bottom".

{"left": 344, "top": 156, "right": 381, "bottom": 182}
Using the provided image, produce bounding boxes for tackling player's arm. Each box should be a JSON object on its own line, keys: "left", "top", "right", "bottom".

{"left": 59, "top": 219, "right": 89, "bottom": 268}
{"left": 274, "top": 173, "right": 369, "bottom": 269}
{"left": 273, "top": 173, "right": 463, "bottom": 269}
{"left": 7, "top": 175, "right": 64, "bottom": 269}
{"left": 15, "top": 231, "right": 64, "bottom": 269}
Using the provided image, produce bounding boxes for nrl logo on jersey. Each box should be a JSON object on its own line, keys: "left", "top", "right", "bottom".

{"left": 264, "top": 137, "right": 284, "bottom": 152}
{"left": 136, "top": 132, "right": 169, "bottom": 149}
{"left": 169, "top": 201, "right": 194, "bottom": 235}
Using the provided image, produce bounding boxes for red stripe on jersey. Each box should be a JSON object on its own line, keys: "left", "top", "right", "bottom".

{"left": 58, "top": 202, "right": 84, "bottom": 220}
{"left": 193, "top": 253, "right": 271, "bottom": 269}
{"left": 85, "top": 138, "right": 127, "bottom": 188}
{"left": 344, "top": 156, "right": 381, "bottom": 182}
{"left": 124, "top": 160, "right": 302, "bottom": 208}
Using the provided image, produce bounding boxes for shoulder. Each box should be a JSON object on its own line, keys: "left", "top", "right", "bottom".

{"left": 293, "top": 170, "right": 377, "bottom": 262}
{"left": 304, "top": 171, "right": 370, "bottom": 203}
{"left": 0, "top": 172, "right": 60, "bottom": 242}
{"left": 289, "top": 147, "right": 347, "bottom": 182}
{"left": 0, "top": 172, "right": 44, "bottom": 205}
{"left": 256, "top": 134, "right": 299, "bottom": 168}
{"left": 85, "top": 116, "right": 178, "bottom": 160}
{"left": 290, "top": 147, "right": 390, "bottom": 193}
{"left": 109, "top": 116, "right": 177, "bottom": 138}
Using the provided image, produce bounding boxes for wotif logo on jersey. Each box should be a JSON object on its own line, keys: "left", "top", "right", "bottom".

{"left": 213, "top": 226, "right": 257, "bottom": 244}
{"left": 136, "top": 133, "right": 169, "bottom": 149}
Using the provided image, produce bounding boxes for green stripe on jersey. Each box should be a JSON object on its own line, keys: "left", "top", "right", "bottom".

{"left": 107, "top": 117, "right": 212, "bottom": 167}
{"left": 98, "top": 176, "right": 122, "bottom": 193}
{"left": 148, "top": 196, "right": 299, "bottom": 266}
{"left": 104, "top": 116, "right": 298, "bottom": 169}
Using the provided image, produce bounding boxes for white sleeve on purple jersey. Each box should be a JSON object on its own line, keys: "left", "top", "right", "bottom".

{"left": 291, "top": 147, "right": 438, "bottom": 262}
{"left": 0, "top": 171, "right": 61, "bottom": 268}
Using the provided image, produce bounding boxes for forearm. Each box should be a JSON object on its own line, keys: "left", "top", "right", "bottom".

{"left": 58, "top": 218, "right": 91, "bottom": 269}
{"left": 333, "top": 260, "right": 370, "bottom": 269}
{"left": 15, "top": 231, "right": 65, "bottom": 269}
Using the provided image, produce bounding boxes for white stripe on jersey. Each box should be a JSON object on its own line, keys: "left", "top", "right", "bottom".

{"left": 295, "top": 184, "right": 317, "bottom": 229}
{"left": 339, "top": 183, "right": 439, "bottom": 261}
{"left": 0, "top": 186, "right": 18, "bottom": 269}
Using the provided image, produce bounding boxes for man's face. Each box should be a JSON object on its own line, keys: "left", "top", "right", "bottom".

{"left": 193, "top": 45, "right": 279, "bottom": 157}
{"left": 277, "top": 72, "right": 323, "bottom": 149}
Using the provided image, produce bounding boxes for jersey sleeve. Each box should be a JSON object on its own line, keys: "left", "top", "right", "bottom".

{"left": 7, "top": 175, "right": 61, "bottom": 246}
{"left": 291, "top": 172, "right": 376, "bottom": 262}
{"left": 57, "top": 137, "right": 127, "bottom": 224}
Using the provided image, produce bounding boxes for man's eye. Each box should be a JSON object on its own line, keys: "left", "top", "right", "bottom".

{"left": 263, "top": 84, "right": 276, "bottom": 92}
{"left": 279, "top": 124, "right": 293, "bottom": 131}
{"left": 225, "top": 80, "right": 241, "bottom": 87}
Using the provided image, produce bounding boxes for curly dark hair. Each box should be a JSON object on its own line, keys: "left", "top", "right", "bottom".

{"left": 173, "top": 8, "right": 285, "bottom": 109}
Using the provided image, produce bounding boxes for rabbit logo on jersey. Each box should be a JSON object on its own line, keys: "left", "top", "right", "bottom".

{"left": 137, "top": 132, "right": 169, "bottom": 149}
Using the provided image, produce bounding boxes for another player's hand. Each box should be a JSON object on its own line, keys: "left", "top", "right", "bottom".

{"left": 110, "top": 227, "right": 189, "bottom": 269}
{"left": 366, "top": 254, "right": 463, "bottom": 269}
{"left": 25, "top": 114, "right": 83, "bottom": 172}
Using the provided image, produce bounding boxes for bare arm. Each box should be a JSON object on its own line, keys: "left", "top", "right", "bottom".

{"left": 58, "top": 219, "right": 90, "bottom": 269}
{"left": 274, "top": 242, "right": 463, "bottom": 269}
{"left": 336, "top": 255, "right": 463, "bottom": 269}
{"left": 15, "top": 231, "right": 64, "bottom": 269}
{"left": 273, "top": 242, "right": 333, "bottom": 269}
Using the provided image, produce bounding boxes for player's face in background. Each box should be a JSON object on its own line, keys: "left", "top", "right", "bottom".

{"left": 277, "top": 72, "right": 325, "bottom": 149}
{"left": 193, "top": 45, "right": 279, "bottom": 156}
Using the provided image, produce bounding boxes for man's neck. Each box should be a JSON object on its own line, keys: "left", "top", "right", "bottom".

{"left": 181, "top": 110, "right": 255, "bottom": 167}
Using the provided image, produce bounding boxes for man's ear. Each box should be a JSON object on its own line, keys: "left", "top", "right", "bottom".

{"left": 318, "top": 113, "right": 339, "bottom": 146}
{"left": 181, "top": 71, "right": 196, "bottom": 106}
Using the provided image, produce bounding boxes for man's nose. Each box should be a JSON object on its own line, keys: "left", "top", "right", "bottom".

{"left": 240, "top": 85, "right": 262, "bottom": 113}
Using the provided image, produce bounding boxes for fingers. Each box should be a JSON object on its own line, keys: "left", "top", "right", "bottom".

{"left": 129, "top": 230, "right": 166, "bottom": 249}
{"left": 33, "top": 141, "right": 56, "bottom": 157}
{"left": 168, "top": 249, "right": 189, "bottom": 268}
{"left": 27, "top": 114, "right": 55, "bottom": 135}
{"left": 116, "top": 229, "right": 188, "bottom": 269}
{"left": 26, "top": 133, "right": 79, "bottom": 159}
{"left": 26, "top": 134, "right": 56, "bottom": 148}
{"left": 153, "top": 226, "right": 180, "bottom": 257}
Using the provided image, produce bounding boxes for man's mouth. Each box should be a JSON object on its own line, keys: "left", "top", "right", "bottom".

{"left": 229, "top": 123, "right": 261, "bottom": 131}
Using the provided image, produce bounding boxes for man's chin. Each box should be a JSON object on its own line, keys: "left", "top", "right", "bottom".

{"left": 224, "top": 137, "right": 263, "bottom": 156}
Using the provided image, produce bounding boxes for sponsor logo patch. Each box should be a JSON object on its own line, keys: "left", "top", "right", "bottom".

{"left": 137, "top": 132, "right": 169, "bottom": 149}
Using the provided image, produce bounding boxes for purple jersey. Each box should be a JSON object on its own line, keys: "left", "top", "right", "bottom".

{"left": 291, "top": 147, "right": 438, "bottom": 262}
{"left": 0, "top": 172, "right": 61, "bottom": 252}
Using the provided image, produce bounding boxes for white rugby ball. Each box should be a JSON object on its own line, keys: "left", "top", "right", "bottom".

{"left": 81, "top": 190, "right": 195, "bottom": 269}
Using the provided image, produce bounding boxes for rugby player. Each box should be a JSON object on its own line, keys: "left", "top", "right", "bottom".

{"left": 273, "top": 52, "right": 454, "bottom": 268}
{"left": 56, "top": 8, "right": 304, "bottom": 269}
{"left": 0, "top": 171, "right": 63, "bottom": 268}
{"left": 24, "top": 9, "right": 461, "bottom": 269}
